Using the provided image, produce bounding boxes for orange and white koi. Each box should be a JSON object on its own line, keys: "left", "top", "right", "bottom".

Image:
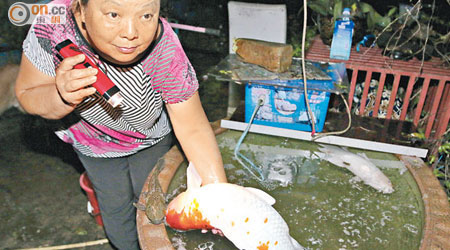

{"left": 165, "top": 163, "right": 304, "bottom": 250}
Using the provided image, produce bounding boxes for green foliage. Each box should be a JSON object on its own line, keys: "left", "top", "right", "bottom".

{"left": 307, "top": 0, "right": 355, "bottom": 20}
{"left": 307, "top": 0, "right": 346, "bottom": 25}
{"left": 408, "top": 129, "right": 449, "bottom": 200}
{"left": 429, "top": 154, "right": 437, "bottom": 165}
{"left": 445, "top": 180, "right": 450, "bottom": 190}
{"left": 356, "top": 2, "right": 397, "bottom": 31}
{"left": 433, "top": 168, "right": 445, "bottom": 178}
{"left": 333, "top": 0, "right": 343, "bottom": 22}
{"left": 429, "top": 134, "right": 450, "bottom": 200}
{"left": 438, "top": 142, "right": 450, "bottom": 154}
{"left": 307, "top": 0, "right": 335, "bottom": 17}
{"left": 290, "top": 27, "right": 317, "bottom": 58}
{"left": 409, "top": 131, "right": 426, "bottom": 140}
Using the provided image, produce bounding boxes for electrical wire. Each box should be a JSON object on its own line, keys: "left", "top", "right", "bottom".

{"left": 301, "top": 0, "right": 316, "bottom": 136}
{"left": 312, "top": 93, "right": 352, "bottom": 140}
{"left": 301, "top": 0, "right": 352, "bottom": 140}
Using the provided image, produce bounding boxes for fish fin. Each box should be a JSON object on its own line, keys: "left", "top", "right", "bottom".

{"left": 319, "top": 148, "right": 352, "bottom": 169}
{"left": 327, "top": 156, "right": 347, "bottom": 168}
{"left": 245, "top": 187, "right": 276, "bottom": 205}
{"left": 187, "top": 162, "right": 202, "bottom": 189}
{"left": 290, "top": 236, "right": 305, "bottom": 250}
{"left": 318, "top": 143, "right": 342, "bottom": 152}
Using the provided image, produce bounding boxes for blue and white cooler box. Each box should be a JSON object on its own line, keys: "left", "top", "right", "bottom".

{"left": 245, "top": 79, "right": 334, "bottom": 132}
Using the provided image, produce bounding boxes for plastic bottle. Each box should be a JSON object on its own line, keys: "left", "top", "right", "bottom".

{"left": 329, "top": 8, "right": 354, "bottom": 60}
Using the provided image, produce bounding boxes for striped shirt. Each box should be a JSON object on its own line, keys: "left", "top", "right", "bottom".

{"left": 22, "top": 0, "right": 198, "bottom": 158}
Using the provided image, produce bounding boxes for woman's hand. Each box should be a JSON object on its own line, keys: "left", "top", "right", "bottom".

{"left": 55, "top": 54, "right": 98, "bottom": 106}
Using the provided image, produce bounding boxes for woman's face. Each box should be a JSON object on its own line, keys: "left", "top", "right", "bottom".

{"left": 79, "top": 0, "right": 160, "bottom": 65}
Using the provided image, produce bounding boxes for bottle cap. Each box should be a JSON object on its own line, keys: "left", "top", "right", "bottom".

{"left": 343, "top": 8, "right": 351, "bottom": 15}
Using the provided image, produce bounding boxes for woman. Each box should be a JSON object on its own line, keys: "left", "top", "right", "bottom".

{"left": 15, "top": 0, "right": 227, "bottom": 249}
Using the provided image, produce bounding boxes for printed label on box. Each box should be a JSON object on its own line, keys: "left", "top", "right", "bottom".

{"left": 245, "top": 84, "right": 331, "bottom": 132}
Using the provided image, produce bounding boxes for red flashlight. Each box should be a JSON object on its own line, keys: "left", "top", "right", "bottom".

{"left": 55, "top": 39, "right": 123, "bottom": 107}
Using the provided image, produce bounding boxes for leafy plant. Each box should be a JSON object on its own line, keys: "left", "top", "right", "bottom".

{"left": 290, "top": 27, "right": 317, "bottom": 57}
{"left": 428, "top": 132, "right": 450, "bottom": 201}
{"left": 409, "top": 128, "right": 450, "bottom": 201}
{"left": 308, "top": 0, "right": 347, "bottom": 20}
{"left": 355, "top": 2, "right": 397, "bottom": 32}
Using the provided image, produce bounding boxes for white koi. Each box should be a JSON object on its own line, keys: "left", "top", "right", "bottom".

{"left": 318, "top": 144, "right": 394, "bottom": 194}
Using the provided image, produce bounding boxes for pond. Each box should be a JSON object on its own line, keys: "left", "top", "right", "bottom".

{"left": 165, "top": 130, "right": 423, "bottom": 250}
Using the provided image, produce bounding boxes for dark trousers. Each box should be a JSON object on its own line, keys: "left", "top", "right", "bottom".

{"left": 76, "top": 134, "right": 173, "bottom": 250}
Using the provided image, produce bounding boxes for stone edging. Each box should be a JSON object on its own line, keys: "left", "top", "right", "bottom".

{"left": 398, "top": 155, "right": 450, "bottom": 250}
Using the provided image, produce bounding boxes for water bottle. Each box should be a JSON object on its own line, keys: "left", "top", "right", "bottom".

{"left": 329, "top": 8, "right": 354, "bottom": 60}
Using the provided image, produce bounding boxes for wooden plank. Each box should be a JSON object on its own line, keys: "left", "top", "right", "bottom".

{"left": 373, "top": 72, "right": 387, "bottom": 117}
{"left": 425, "top": 79, "right": 445, "bottom": 137}
{"left": 400, "top": 74, "right": 418, "bottom": 121}
{"left": 434, "top": 83, "right": 450, "bottom": 138}
{"left": 359, "top": 70, "right": 373, "bottom": 115}
{"left": 413, "top": 77, "right": 431, "bottom": 126}
{"left": 348, "top": 68, "right": 359, "bottom": 109}
{"left": 386, "top": 74, "right": 401, "bottom": 119}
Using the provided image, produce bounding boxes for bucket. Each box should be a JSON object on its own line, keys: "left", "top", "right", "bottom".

{"left": 245, "top": 83, "right": 331, "bottom": 132}
{"left": 79, "top": 172, "right": 104, "bottom": 227}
